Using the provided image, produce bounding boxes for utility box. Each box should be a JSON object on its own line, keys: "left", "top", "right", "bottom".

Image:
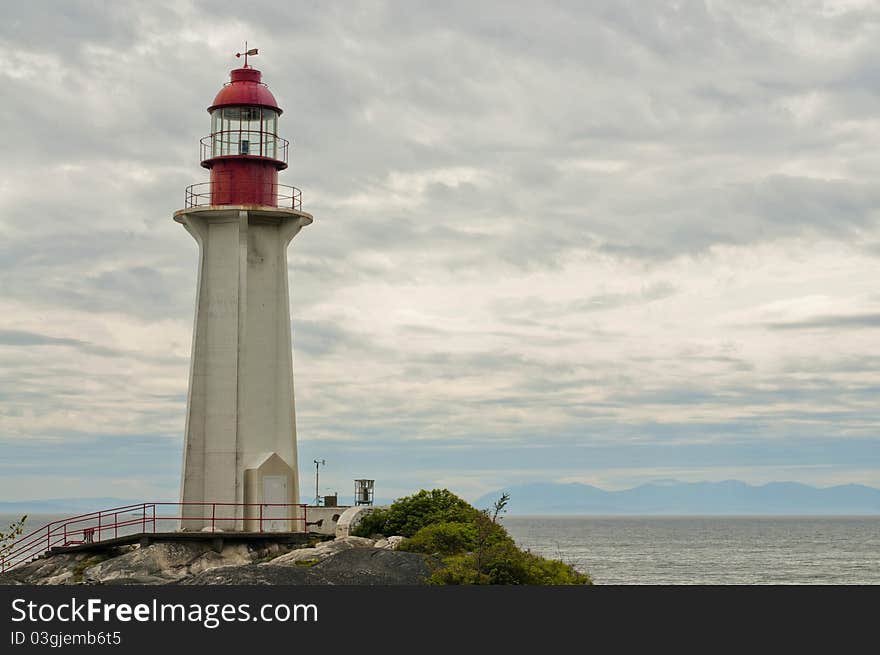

{"left": 323, "top": 494, "right": 338, "bottom": 507}
{"left": 354, "top": 479, "right": 375, "bottom": 506}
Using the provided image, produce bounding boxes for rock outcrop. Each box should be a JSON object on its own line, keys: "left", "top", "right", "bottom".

{"left": 310, "top": 548, "right": 432, "bottom": 585}
{"left": 0, "top": 535, "right": 417, "bottom": 586}
{"left": 182, "top": 550, "right": 432, "bottom": 585}
{"left": 0, "top": 551, "right": 121, "bottom": 586}
{"left": 268, "top": 535, "right": 376, "bottom": 565}
{"left": 374, "top": 535, "right": 405, "bottom": 550}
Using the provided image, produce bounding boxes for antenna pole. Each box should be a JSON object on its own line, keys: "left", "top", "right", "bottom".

{"left": 313, "top": 459, "right": 325, "bottom": 505}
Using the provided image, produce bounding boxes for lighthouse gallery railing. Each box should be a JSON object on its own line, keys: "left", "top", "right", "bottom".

{"left": 184, "top": 182, "right": 302, "bottom": 210}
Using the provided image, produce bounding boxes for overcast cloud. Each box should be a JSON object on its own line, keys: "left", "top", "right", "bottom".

{"left": 1, "top": 0, "right": 879, "bottom": 502}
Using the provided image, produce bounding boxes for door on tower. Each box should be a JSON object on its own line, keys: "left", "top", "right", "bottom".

{"left": 262, "top": 475, "right": 288, "bottom": 532}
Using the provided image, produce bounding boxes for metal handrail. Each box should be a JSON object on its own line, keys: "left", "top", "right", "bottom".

{"left": 0, "top": 502, "right": 308, "bottom": 573}
{"left": 184, "top": 182, "right": 302, "bottom": 210}
{"left": 200, "top": 130, "right": 290, "bottom": 164}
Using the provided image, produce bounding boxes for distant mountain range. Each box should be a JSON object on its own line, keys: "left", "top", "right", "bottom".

{"left": 5, "top": 481, "right": 880, "bottom": 516}
{"left": 473, "top": 480, "right": 880, "bottom": 515}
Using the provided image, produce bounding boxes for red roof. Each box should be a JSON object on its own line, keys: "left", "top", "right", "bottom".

{"left": 207, "top": 67, "right": 282, "bottom": 114}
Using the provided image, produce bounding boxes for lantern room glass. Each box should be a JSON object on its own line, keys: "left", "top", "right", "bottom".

{"left": 210, "top": 107, "right": 279, "bottom": 159}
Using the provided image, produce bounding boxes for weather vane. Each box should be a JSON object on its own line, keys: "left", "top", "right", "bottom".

{"left": 235, "top": 41, "right": 259, "bottom": 67}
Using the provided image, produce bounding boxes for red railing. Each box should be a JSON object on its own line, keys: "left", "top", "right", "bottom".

{"left": 200, "top": 130, "right": 290, "bottom": 164}
{"left": 184, "top": 182, "right": 302, "bottom": 210}
{"left": 0, "top": 502, "right": 308, "bottom": 573}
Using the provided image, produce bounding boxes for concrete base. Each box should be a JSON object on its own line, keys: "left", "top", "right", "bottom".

{"left": 174, "top": 205, "right": 313, "bottom": 530}
{"left": 305, "top": 506, "right": 351, "bottom": 536}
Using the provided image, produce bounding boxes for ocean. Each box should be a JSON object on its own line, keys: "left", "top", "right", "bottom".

{"left": 4, "top": 513, "right": 879, "bottom": 584}
{"left": 503, "top": 515, "right": 880, "bottom": 584}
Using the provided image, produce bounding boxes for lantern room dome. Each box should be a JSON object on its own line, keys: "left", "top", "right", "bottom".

{"left": 208, "top": 67, "right": 282, "bottom": 115}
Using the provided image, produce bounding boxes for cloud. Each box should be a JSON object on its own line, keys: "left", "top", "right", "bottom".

{"left": 0, "top": 328, "right": 121, "bottom": 358}
{"left": 766, "top": 313, "right": 880, "bottom": 330}
{"left": 1, "top": 1, "right": 880, "bottom": 500}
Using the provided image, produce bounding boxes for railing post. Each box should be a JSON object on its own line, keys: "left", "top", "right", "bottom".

{"left": 97, "top": 512, "right": 102, "bottom": 541}
{"left": 211, "top": 504, "right": 216, "bottom": 532}
{"left": 259, "top": 504, "right": 263, "bottom": 532}
{"left": 63, "top": 523, "right": 67, "bottom": 546}
{"left": 46, "top": 524, "right": 50, "bottom": 552}
{"left": 142, "top": 505, "right": 146, "bottom": 533}
{"left": 152, "top": 504, "right": 156, "bottom": 533}
{"left": 114, "top": 513, "right": 118, "bottom": 539}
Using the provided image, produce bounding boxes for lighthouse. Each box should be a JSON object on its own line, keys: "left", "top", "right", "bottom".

{"left": 174, "top": 51, "right": 312, "bottom": 531}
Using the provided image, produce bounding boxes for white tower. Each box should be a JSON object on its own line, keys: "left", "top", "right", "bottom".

{"left": 174, "top": 55, "right": 312, "bottom": 532}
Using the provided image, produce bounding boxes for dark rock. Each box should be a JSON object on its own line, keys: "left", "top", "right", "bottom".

{"left": 311, "top": 548, "right": 432, "bottom": 585}
{"left": 180, "top": 564, "right": 327, "bottom": 585}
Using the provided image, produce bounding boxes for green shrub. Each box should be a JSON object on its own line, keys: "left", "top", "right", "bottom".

{"left": 353, "top": 488, "right": 592, "bottom": 585}
{"left": 427, "top": 553, "right": 491, "bottom": 585}
{"left": 521, "top": 552, "right": 592, "bottom": 585}
{"left": 429, "top": 545, "right": 591, "bottom": 586}
{"left": 402, "top": 522, "right": 479, "bottom": 556}
{"left": 353, "top": 489, "right": 480, "bottom": 538}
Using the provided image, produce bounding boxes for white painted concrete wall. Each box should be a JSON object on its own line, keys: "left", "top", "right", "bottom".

{"left": 174, "top": 206, "right": 313, "bottom": 530}
{"left": 305, "top": 506, "right": 350, "bottom": 536}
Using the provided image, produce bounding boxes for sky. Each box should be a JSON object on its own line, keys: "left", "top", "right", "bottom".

{"left": 1, "top": 0, "right": 879, "bottom": 504}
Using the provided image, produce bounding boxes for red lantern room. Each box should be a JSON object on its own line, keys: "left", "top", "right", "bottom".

{"left": 185, "top": 50, "right": 301, "bottom": 210}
